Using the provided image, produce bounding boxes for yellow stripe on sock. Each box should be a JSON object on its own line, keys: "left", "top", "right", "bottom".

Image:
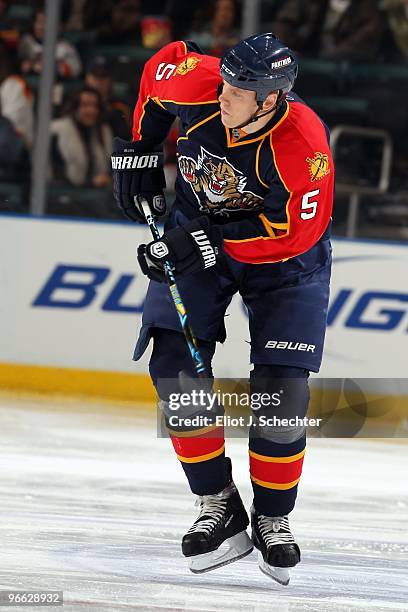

{"left": 251, "top": 476, "right": 301, "bottom": 490}
{"left": 249, "top": 449, "right": 305, "bottom": 463}
{"left": 167, "top": 423, "right": 220, "bottom": 437}
{"left": 177, "top": 444, "right": 225, "bottom": 464}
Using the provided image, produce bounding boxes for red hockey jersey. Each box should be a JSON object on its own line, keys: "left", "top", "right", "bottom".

{"left": 132, "top": 40, "right": 334, "bottom": 264}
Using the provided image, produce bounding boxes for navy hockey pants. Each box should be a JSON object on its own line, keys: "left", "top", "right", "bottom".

{"left": 134, "top": 219, "right": 331, "bottom": 516}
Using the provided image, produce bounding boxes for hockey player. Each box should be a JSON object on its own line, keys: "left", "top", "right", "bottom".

{"left": 112, "top": 34, "right": 334, "bottom": 584}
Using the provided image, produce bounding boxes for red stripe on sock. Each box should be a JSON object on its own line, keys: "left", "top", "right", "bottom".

{"left": 170, "top": 427, "right": 224, "bottom": 458}
{"left": 250, "top": 455, "right": 304, "bottom": 485}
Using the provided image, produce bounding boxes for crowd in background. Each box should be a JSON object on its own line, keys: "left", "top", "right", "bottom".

{"left": 0, "top": 0, "right": 408, "bottom": 235}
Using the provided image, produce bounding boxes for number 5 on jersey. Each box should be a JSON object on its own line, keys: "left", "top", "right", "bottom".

{"left": 155, "top": 62, "right": 177, "bottom": 81}
{"left": 300, "top": 189, "right": 320, "bottom": 220}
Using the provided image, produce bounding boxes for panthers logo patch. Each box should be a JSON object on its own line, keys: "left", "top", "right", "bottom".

{"left": 179, "top": 147, "right": 263, "bottom": 216}
{"left": 176, "top": 56, "right": 202, "bottom": 76}
{"left": 306, "top": 152, "right": 330, "bottom": 182}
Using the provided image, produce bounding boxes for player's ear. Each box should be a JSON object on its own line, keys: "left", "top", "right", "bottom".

{"left": 262, "top": 92, "right": 278, "bottom": 112}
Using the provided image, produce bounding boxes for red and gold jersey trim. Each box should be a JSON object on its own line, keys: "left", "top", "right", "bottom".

{"left": 223, "top": 101, "right": 334, "bottom": 264}
{"left": 255, "top": 138, "right": 269, "bottom": 189}
{"left": 177, "top": 110, "right": 221, "bottom": 145}
{"left": 224, "top": 102, "right": 290, "bottom": 149}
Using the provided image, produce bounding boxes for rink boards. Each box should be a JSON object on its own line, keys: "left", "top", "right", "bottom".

{"left": 0, "top": 215, "right": 407, "bottom": 401}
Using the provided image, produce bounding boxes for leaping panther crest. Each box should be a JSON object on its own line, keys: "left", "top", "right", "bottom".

{"left": 179, "top": 147, "right": 263, "bottom": 216}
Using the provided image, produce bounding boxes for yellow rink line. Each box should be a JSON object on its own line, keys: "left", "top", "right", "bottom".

{"left": 0, "top": 363, "right": 407, "bottom": 431}
{"left": 0, "top": 362, "right": 157, "bottom": 404}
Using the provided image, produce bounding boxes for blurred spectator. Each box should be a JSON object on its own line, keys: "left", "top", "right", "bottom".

{"left": 139, "top": 0, "right": 207, "bottom": 40}
{"left": 381, "top": 0, "right": 408, "bottom": 59}
{"left": 0, "top": 113, "right": 27, "bottom": 181}
{"left": 51, "top": 86, "right": 113, "bottom": 187}
{"left": 84, "top": 57, "right": 132, "bottom": 139}
{"left": 0, "top": 0, "right": 20, "bottom": 51}
{"left": 63, "top": 0, "right": 87, "bottom": 31}
{"left": 140, "top": 15, "right": 172, "bottom": 49}
{"left": 18, "top": 7, "right": 82, "bottom": 79}
{"left": 0, "top": 40, "right": 33, "bottom": 150}
{"left": 83, "top": 0, "right": 142, "bottom": 44}
{"left": 272, "top": 0, "right": 385, "bottom": 61}
{"left": 188, "top": 0, "right": 241, "bottom": 56}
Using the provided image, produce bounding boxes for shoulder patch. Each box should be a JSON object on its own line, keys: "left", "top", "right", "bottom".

{"left": 176, "top": 56, "right": 202, "bottom": 76}
{"left": 306, "top": 152, "right": 330, "bottom": 182}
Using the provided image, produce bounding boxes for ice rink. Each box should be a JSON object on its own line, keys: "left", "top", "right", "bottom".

{"left": 0, "top": 394, "right": 407, "bottom": 611}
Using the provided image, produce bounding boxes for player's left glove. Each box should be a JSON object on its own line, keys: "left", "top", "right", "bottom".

{"left": 137, "top": 216, "right": 222, "bottom": 282}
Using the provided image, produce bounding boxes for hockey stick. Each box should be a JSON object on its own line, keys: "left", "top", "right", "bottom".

{"left": 138, "top": 197, "right": 207, "bottom": 378}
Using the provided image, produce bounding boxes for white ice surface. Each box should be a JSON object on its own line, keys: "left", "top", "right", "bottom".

{"left": 0, "top": 395, "right": 407, "bottom": 611}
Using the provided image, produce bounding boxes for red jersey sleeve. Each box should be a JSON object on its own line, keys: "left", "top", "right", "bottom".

{"left": 132, "top": 41, "right": 221, "bottom": 143}
{"left": 222, "top": 102, "right": 334, "bottom": 264}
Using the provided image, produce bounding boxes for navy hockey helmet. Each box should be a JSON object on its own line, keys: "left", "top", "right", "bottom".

{"left": 220, "top": 33, "right": 298, "bottom": 103}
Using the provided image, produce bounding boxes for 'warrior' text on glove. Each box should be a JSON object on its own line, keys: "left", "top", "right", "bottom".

{"left": 111, "top": 137, "right": 167, "bottom": 223}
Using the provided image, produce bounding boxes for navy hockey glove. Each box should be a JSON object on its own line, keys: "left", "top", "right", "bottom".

{"left": 137, "top": 216, "right": 222, "bottom": 282}
{"left": 111, "top": 137, "right": 166, "bottom": 223}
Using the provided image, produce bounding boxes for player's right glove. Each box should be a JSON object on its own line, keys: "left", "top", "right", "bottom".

{"left": 111, "top": 137, "right": 167, "bottom": 223}
{"left": 137, "top": 216, "right": 222, "bottom": 282}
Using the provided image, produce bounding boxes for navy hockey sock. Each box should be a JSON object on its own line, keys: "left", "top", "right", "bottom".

{"left": 149, "top": 328, "right": 230, "bottom": 495}
{"left": 249, "top": 364, "right": 309, "bottom": 516}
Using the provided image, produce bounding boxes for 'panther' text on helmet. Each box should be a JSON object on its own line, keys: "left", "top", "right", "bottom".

{"left": 220, "top": 33, "right": 298, "bottom": 103}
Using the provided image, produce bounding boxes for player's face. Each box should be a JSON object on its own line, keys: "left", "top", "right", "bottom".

{"left": 219, "top": 81, "right": 258, "bottom": 128}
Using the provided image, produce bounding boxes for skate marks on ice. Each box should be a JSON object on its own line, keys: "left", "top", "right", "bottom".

{"left": 0, "top": 396, "right": 407, "bottom": 611}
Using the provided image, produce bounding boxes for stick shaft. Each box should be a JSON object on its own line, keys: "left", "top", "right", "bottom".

{"left": 139, "top": 198, "right": 207, "bottom": 377}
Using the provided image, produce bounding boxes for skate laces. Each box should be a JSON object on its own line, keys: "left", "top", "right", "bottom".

{"left": 257, "top": 514, "right": 294, "bottom": 547}
{"left": 187, "top": 484, "right": 235, "bottom": 536}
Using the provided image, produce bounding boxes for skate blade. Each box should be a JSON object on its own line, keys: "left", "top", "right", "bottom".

{"left": 188, "top": 530, "right": 253, "bottom": 574}
{"left": 258, "top": 552, "right": 290, "bottom": 586}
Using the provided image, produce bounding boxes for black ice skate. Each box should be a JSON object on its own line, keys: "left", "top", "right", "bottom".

{"left": 251, "top": 507, "right": 300, "bottom": 585}
{"left": 182, "top": 463, "right": 253, "bottom": 573}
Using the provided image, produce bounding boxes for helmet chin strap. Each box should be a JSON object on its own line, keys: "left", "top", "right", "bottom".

{"left": 230, "top": 92, "right": 285, "bottom": 131}
{"left": 231, "top": 105, "right": 273, "bottom": 130}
